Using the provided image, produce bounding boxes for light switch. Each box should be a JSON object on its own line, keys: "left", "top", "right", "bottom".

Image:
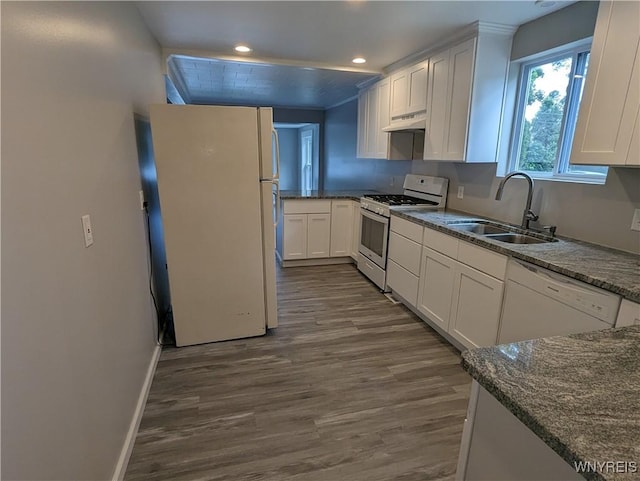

{"left": 81, "top": 214, "right": 94, "bottom": 247}
{"left": 139, "top": 190, "right": 145, "bottom": 211}
{"left": 631, "top": 209, "right": 640, "bottom": 232}
{"left": 457, "top": 186, "right": 464, "bottom": 199}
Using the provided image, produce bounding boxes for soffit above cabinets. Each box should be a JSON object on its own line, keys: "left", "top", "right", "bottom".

{"left": 168, "top": 56, "right": 379, "bottom": 109}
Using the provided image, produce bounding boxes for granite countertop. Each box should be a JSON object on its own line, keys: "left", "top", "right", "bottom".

{"left": 279, "top": 190, "right": 379, "bottom": 201}
{"left": 391, "top": 209, "right": 640, "bottom": 303}
{"left": 462, "top": 326, "right": 640, "bottom": 481}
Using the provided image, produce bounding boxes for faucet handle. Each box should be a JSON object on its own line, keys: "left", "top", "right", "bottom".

{"left": 542, "top": 225, "right": 557, "bottom": 237}
{"left": 525, "top": 210, "right": 539, "bottom": 222}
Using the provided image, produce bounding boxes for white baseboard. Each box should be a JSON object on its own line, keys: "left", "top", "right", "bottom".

{"left": 111, "top": 343, "right": 162, "bottom": 481}
{"left": 280, "top": 257, "right": 355, "bottom": 268}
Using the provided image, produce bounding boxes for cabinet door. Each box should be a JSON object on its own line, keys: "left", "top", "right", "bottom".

{"left": 330, "top": 201, "right": 353, "bottom": 257}
{"left": 570, "top": 1, "right": 640, "bottom": 166}
{"left": 387, "top": 260, "right": 419, "bottom": 307}
{"left": 390, "top": 69, "right": 409, "bottom": 119}
{"left": 424, "top": 50, "right": 450, "bottom": 160}
{"left": 351, "top": 202, "right": 361, "bottom": 259}
{"left": 449, "top": 263, "right": 504, "bottom": 349}
{"left": 307, "top": 213, "right": 331, "bottom": 258}
{"left": 406, "top": 61, "right": 428, "bottom": 115}
{"left": 388, "top": 232, "right": 421, "bottom": 276}
{"left": 283, "top": 214, "right": 307, "bottom": 260}
{"left": 416, "top": 247, "right": 456, "bottom": 331}
{"left": 357, "top": 91, "right": 368, "bottom": 158}
{"left": 444, "top": 38, "right": 475, "bottom": 161}
{"left": 375, "top": 78, "right": 391, "bottom": 158}
{"left": 365, "top": 87, "right": 378, "bottom": 158}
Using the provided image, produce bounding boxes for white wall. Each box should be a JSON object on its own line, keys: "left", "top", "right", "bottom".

{"left": 510, "top": 1, "right": 598, "bottom": 60}
{"left": 275, "top": 128, "right": 300, "bottom": 190}
{"left": 324, "top": 99, "right": 412, "bottom": 192}
{"left": 1, "top": 2, "right": 164, "bottom": 480}
{"left": 411, "top": 161, "right": 640, "bottom": 254}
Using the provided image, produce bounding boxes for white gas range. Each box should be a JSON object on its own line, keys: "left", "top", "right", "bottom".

{"left": 358, "top": 174, "right": 449, "bottom": 291}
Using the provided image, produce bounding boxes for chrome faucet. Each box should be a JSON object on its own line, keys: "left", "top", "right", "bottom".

{"left": 495, "top": 172, "right": 539, "bottom": 230}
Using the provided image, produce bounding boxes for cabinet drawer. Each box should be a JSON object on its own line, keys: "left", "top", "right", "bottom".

{"left": 283, "top": 200, "right": 331, "bottom": 214}
{"left": 390, "top": 216, "right": 423, "bottom": 243}
{"left": 388, "top": 232, "right": 422, "bottom": 276}
{"left": 387, "top": 260, "right": 419, "bottom": 307}
{"left": 423, "top": 227, "right": 459, "bottom": 259}
{"left": 458, "top": 241, "right": 507, "bottom": 279}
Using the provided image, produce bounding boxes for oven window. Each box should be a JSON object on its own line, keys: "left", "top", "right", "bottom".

{"left": 361, "top": 214, "right": 386, "bottom": 257}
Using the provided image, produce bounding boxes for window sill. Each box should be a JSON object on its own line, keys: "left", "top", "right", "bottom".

{"left": 496, "top": 172, "right": 607, "bottom": 185}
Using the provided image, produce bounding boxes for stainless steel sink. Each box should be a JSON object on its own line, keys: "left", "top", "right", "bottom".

{"left": 447, "top": 222, "right": 511, "bottom": 235}
{"left": 483, "top": 233, "right": 555, "bottom": 244}
{"left": 446, "top": 220, "right": 557, "bottom": 244}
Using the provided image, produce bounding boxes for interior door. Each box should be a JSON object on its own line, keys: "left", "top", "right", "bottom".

{"left": 149, "top": 104, "right": 267, "bottom": 346}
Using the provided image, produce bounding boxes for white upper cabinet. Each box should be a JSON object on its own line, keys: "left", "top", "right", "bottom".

{"left": 570, "top": 1, "right": 640, "bottom": 167}
{"left": 357, "top": 91, "right": 368, "bottom": 158}
{"left": 389, "top": 61, "right": 428, "bottom": 121}
{"left": 356, "top": 78, "right": 390, "bottom": 159}
{"left": 423, "top": 25, "right": 515, "bottom": 163}
{"left": 375, "top": 78, "right": 391, "bottom": 158}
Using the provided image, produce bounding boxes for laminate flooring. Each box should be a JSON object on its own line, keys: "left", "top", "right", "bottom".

{"left": 125, "top": 264, "right": 471, "bottom": 481}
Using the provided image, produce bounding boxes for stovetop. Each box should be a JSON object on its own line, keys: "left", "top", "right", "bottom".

{"left": 362, "top": 194, "right": 438, "bottom": 207}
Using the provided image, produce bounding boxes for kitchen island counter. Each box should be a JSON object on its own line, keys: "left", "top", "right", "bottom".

{"left": 460, "top": 325, "right": 640, "bottom": 481}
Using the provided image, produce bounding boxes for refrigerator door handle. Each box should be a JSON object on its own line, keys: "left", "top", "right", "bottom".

{"left": 273, "top": 179, "right": 281, "bottom": 228}
{"left": 272, "top": 128, "right": 280, "bottom": 181}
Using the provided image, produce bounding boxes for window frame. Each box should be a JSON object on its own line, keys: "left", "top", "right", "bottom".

{"left": 507, "top": 40, "right": 607, "bottom": 184}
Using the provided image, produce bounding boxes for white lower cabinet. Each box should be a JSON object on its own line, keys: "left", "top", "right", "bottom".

{"left": 282, "top": 214, "right": 307, "bottom": 260}
{"left": 330, "top": 201, "right": 353, "bottom": 257}
{"left": 387, "top": 260, "right": 420, "bottom": 307}
{"left": 417, "top": 247, "right": 457, "bottom": 331}
{"left": 307, "top": 214, "right": 331, "bottom": 258}
{"left": 351, "top": 201, "right": 361, "bottom": 259}
{"left": 449, "top": 263, "right": 504, "bottom": 349}
{"left": 281, "top": 199, "right": 354, "bottom": 261}
{"left": 387, "top": 219, "right": 424, "bottom": 307}
{"left": 415, "top": 226, "right": 506, "bottom": 349}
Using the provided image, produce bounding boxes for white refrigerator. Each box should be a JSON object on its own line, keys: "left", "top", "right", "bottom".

{"left": 149, "top": 104, "right": 279, "bottom": 347}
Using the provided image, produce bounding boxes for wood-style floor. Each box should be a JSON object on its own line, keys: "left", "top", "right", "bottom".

{"left": 125, "top": 264, "right": 471, "bottom": 481}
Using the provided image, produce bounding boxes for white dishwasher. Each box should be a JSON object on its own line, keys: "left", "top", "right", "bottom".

{"left": 498, "top": 260, "right": 621, "bottom": 344}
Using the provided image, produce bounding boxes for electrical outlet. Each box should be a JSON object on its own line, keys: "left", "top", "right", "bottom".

{"left": 457, "top": 186, "right": 464, "bottom": 199}
{"left": 81, "top": 214, "right": 94, "bottom": 247}
{"left": 390, "top": 176, "right": 395, "bottom": 187}
{"left": 631, "top": 209, "right": 640, "bottom": 232}
{"left": 139, "top": 190, "right": 145, "bottom": 211}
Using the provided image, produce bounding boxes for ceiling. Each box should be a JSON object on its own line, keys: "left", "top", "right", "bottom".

{"left": 136, "top": 1, "right": 576, "bottom": 109}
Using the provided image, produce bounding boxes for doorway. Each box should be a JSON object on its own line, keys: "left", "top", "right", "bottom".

{"left": 274, "top": 123, "right": 319, "bottom": 191}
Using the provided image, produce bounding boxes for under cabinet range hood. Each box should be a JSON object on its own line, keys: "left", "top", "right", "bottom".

{"left": 382, "top": 115, "right": 426, "bottom": 132}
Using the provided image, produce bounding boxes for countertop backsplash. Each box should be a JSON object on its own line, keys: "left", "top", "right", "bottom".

{"left": 410, "top": 161, "right": 640, "bottom": 254}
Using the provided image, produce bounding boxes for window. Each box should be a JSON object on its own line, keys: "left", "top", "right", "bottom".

{"left": 509, "top": 43, "right": 608, "bottom": 183}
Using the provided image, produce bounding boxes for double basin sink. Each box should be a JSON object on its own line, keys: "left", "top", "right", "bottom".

{"left": 445, "top": 220, "right": 557, "bottom": 245}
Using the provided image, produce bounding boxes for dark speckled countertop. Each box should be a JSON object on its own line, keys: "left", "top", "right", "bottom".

{"left": 280, "top": 190, "right": 379, "bottom": 201}
{"left": 462, "top": 326, "right": 640, "bottom": 481}
{"left": 391, "top": 209, "right": 640, "bottom": 303}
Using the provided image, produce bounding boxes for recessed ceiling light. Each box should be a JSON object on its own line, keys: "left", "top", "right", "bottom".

{"left": 352, "top": 57, "right": 366, "bottom": 64}
{"left": 235, "top": 45, "right": 252, "bottom": 53}
{"left": 535, "top": 0, "right": 557, "bottom": 7}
